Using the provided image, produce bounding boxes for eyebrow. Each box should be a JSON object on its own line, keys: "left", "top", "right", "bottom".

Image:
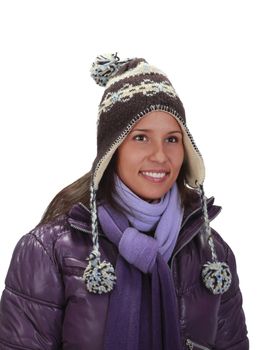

{"left": 131, "top": 128, "right": 182, "bottom": 134}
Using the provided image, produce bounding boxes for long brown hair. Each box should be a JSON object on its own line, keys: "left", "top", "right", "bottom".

{"left": 38, "top": 150, "right": 199, "bottom": 226}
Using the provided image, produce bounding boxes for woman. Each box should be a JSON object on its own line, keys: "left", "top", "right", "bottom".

{"left": 0, "top": 53, "right": 249, "bottom": 349}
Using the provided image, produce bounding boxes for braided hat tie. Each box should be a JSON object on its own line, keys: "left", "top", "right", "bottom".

{"left": 82, "top": 52, "right": 232, "bottom": 295}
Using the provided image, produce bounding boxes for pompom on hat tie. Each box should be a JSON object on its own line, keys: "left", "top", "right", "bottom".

{"left": 83, "top": 52, "right": 232, "bottom": 295}
{"left": 197, "top": 182, "right": 232, "bottom": 295}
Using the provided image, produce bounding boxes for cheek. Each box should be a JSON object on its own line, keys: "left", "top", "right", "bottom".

{"left": 116, "top": 144, "right": 141, "bottom": 173}
{"left": 170, "top": 146, "right": 184, "bottom": 167}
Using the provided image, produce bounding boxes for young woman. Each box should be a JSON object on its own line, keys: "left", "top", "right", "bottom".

{"left": 0, "top": 53, "right": 249, "bottom": 350}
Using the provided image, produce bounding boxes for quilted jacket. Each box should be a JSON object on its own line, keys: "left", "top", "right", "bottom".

{"left": 0, "top": 195, "right": 249, "bottom": 349}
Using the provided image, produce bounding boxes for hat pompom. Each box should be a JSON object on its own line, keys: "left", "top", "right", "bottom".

{"left": 90, "top": 52, "right": 131, "bottom": 87}
{"left": 201, "top": 261, "right": 232, "bottom": 295}
{"left": 83, "top": 250, "right": 117, "bottom": 294}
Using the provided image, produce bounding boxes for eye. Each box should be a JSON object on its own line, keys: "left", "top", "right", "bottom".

{"left": 133, "top": 134, "right": 147, "bottom": 142}
{"left": 133, "top": 135, "right": 180, "bottom": 143}
{"left": 166, "top": 136, "right": 179, "bottom": 143}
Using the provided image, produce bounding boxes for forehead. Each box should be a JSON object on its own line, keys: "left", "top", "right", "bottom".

{"left": 132, "top": 110, "right": 181, "bottom": 130}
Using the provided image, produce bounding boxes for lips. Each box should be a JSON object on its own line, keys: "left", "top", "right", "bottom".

{"left": 139, "top": 171, "right": 169, "bottom": 183}
{"left": 140, "top": 169, "right": 170, "bottom": 174}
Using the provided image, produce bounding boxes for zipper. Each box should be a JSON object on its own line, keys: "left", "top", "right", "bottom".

{"left": 179, "top": 196, "right": 214, "bottom": 232}
{"left": 170, "top": 204, "right": 221, "bottom": 277}
{"left": 69, "top": 223, "right": 92, "bottom": 234}
{"left": 186, "top": 338, "right": 211, "bottom": 350}
{"left": 171, "top": 225, "right": 202, "bottom": 276}
{"left": 69, "top": 223, "right": 105, "bottom": 236}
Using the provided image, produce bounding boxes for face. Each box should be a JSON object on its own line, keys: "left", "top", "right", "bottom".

{"left": 115, "top": 111, "right": 184, "bottom": 202}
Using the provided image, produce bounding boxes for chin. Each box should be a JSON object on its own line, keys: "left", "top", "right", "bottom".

{"left": 138, "top": 189, "right": 168, "bottom": 201}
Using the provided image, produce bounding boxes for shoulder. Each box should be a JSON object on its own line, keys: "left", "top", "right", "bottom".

{"left": 7, "top": 214, "right": 74, "bottom": 280}
{"left": 4, "top": 215, "right": 71, "bottom": 305}
{"left": 27, "top": 214, "right": 71, "bottom": 259}
{"left": 13, "top": 212, "right": 95, "bottom": 273}
{"left": 210, "top": 228, "right": 236, "bottom": 265}
{"left": 210, "top": 228, "right": 241, "bottom": 300}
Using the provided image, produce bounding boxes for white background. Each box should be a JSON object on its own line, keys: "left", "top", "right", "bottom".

{"left": 0, "top": 0, "right": 274, "bottom": 348}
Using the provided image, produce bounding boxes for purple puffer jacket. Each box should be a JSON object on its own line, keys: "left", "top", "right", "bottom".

{"left": 0, "top": 195, "right": 249, "bottom": 350}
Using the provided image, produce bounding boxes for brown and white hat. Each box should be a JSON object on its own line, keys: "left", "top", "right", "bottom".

{"left": 82, "top": 52, "right": 232, "bottom": 296}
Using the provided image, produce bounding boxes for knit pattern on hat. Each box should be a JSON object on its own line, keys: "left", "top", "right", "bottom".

{"left": 90, "top": 53, "right": 205, "bottom": 190}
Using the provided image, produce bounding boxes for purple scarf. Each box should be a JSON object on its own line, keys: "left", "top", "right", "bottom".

{"left": 97, "top": 174, "right": 184, "bottom": 350}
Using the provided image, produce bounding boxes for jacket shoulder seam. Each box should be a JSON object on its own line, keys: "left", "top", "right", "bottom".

{"left": 30, "top": 215, "right": 69, "bottom": 244}
{"left": 28, "top": 216, "right": 71, "bottom": 269}
{"left": 28, "top": 232, "right": 54, "bottom": 263}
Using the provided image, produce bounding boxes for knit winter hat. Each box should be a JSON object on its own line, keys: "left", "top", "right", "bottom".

{"left": 83, "top": 52, "right": 232, "bottom": 295}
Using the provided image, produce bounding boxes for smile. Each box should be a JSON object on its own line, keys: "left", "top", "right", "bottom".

{"left": 139, "top": 171, "right": 169, "bottom": 183}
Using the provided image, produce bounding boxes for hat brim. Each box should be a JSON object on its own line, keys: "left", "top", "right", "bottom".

{"left": 92, "top": 111, "right": 205, "bottom": 190}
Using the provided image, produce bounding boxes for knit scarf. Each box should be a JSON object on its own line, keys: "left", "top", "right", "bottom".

{"left": 97, "top": 174, "right": 184, "bottom": 350}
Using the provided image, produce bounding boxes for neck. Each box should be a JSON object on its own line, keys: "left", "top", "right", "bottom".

{"left": 148, "top": 199, "right": 160, "bottom": 203}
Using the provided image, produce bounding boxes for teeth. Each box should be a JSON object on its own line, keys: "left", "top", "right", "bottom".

{"left": 141, "top": 172, "right": 167, "bottom": 178}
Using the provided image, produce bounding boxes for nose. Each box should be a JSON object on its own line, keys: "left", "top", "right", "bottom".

{"left": 148, "top": 141, "right": 168, "bottom": 163}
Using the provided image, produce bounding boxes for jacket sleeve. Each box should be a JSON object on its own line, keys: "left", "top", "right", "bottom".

{"left": 0, "top": 231, "right": 64, "bottom": 350}
{"left": 214, "top": 237, "right": 249, "bottom": 350}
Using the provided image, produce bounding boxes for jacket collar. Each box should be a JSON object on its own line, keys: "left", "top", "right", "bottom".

{"left": 68, "top": 202, "right": 93, "bottom": 234}
{"left": 172, "top": 198, "right": 221, "bottom": 255}
{"left": 67, "top": 195, "right": 222, "bottom": 247}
